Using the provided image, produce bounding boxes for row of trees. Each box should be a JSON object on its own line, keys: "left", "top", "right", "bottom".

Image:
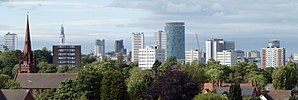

{"left": 0, "top": 48, "right": 297, "bottom": 99}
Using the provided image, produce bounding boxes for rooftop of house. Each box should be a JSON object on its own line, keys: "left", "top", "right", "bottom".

{"left": 15, "top": 73, "right": 78, "bottom": 89}
{"left": 0, "top": 89, "right": 34, "bottom": 100}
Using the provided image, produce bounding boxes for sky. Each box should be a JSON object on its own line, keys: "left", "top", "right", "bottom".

{"left": 0, "top": 0, "right": 298, "bottom": 57}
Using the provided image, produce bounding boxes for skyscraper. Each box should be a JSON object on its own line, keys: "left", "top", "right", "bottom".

{"left": 95, "top": 39, "right": 105, "bottom": 59}
{"left": 114, "top": 40, "right": 126, "bottom": 55}
{"left": 165, "top": 22, "right": 185, "bottom": 60}
{"left": 131, "top": 32, "right": 144, "bottom": 62}
{"left": 224, "top": 41, "right": 235, "bottom": 50}
{"left": 53, "top": 44, "right": 81, "bottom": 68}
{"left": 154, "top": 30, "right": 166, "bottom": 50}
{"left": 60, "top": 24, "right": 65, "bottom": 44}
{"left": 4, "top": 32, "right": 17, "bottom": 50}
{"left": 18, "top": 14, "right": 37, "bottom": 73}
{"left": 205, "top": 39, "right": 224, "bottom": 62}
{"left": 261, "top": 39, "right": 285, "bottom": 68}
{"left": 114, "top": 40, "right": 124, "bottom": 53}
{"left": 205, "top": 39, "right": 235, "bottom": 63}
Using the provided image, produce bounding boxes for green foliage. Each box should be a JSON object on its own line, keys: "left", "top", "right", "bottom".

{"left": 115, "top": 52, "right": 125, "bottom": 68}
{"left": 0, "top": 74, "right": 10, "bottom": 88}
{"left": 142, "top": 68, "right": 198, "bottom": 100}
{"left": 207, "top": 68, "right": 225, "bottom": 81}
{"left": 77, "top": 65, "right": 103, "bottom": 99}
{"left": 101, "top": 70, "right": 128, "bottom": 100}
{"left": 4, "top": 80, "right": 21, "bottom": 89}
{"left": 182, "top": 60, "right": 207, "bottom": 83}
{"left": 35, "top": 89, "right": 55, "bottom": 100}
{"left": 157, "top": 56, "right": 178, "bottom": 75}
{"left": 37, "top": 62, "right": 57, "bottom": 73}
{"left": 272, "top": 62, "right": 298, "bottom": 90}
{"left": 193, "top": 93, "right": 227, "bottom": 100}
{"left": 57, "top": 66, "right": 73, "bottom": 73}
{"left": 81, "top": 55, "right": 97, "bottom": 67}
{"left": 55, "top": 79, "right": 80, "bottom": 99}
{"left": 33, "top": 48, "right": 52, "bottom": 64}
{"left": 152, "top": 60, "right": 162, "bottom": 76}
{"left": 126, "top": 67, "right": 154, "bottom": 99}
{"left": 228, "top": 82, "right": 242, "bottom": 100}
{"left": 0, "top": 50, "right": 21, "bottom": 68}
{"left": 263, "top": 67, "right": 274, "bottom": 83}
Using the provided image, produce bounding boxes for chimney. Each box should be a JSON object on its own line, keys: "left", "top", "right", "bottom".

{"left": 254, "top": 80, "right": 257, "bottom": 88}
{"left": 219, "top": 80, "right": 223, "bottom": 87}
{"left": 216, "top": 80, "right": 219, "bottom": 87}
{"left": 212, "top": 80, "right": 215, "bottom": 87}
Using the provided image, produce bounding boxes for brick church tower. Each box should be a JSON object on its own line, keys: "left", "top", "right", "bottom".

{"left": 18, "top": 14, "right": 37, "bottom": 73}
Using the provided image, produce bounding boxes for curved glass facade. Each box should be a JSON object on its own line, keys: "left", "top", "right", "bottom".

{"left": 165, "top": 22, "right": 185, "bottom": 60}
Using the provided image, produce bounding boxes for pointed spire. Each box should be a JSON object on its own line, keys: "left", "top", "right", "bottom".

{"left": 18, "top": 13, "right": 37, "bottom": 73}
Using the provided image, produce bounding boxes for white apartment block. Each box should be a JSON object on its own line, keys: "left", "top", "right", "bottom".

{"left": 185, "top": 49, "right": 201, "bottom": 63}
{"left": 216, "top": 50, "right": 237, "bottom": 66}
{"left": 4, "top": 32, "right": 17, "bottom": 51}
{"left": 261, "top": 48, "right": 285, "bottom": 68}
{"left": 205, "top": 39, "right": 224, "bottom": 63}
{"left": 132, "top": 32, "right": 144, "bottom": 62}
{"left": 138, "top": 46, "right": 165, "bottom": 69}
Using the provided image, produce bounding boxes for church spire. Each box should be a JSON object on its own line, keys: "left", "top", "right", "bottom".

{"left": 18, "top": 13, "right": 37, "bottom": 73}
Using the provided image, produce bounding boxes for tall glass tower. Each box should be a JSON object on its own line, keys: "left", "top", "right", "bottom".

{"left": 165, "top": 22, "right": 185, "bottom": 60}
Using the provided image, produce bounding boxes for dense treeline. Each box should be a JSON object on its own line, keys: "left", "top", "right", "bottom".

{"left": 0, "top": 49, "right": 297, "bottom": 99}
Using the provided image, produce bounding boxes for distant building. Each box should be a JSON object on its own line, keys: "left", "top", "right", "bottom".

{"left": 138, "top": 46, "right": 165, "bottom": 69}
{"left": 154, "top": 30, "right": 166, "bottom": 50}
{"left": 4, "top": 32, "right": 17, "bottom": 51}
{"left": 246, "top": 50, "right": 261, "bottom": 68}
{"left": 216, "top": 50, "right": 237, "bottom": 66}
{"left": 205, "top": 39, "right": 224, "bottom": 62}
{"left": 205, "top": 39, "right": 235, "bottom": 63}
{"left": 261, "top": 40, "right": 285, "bottom": 68}
{"left": 53, "top": 44, "right": 81, "bottom": 67}
{"left": 246, "top": 50, "right": 261, "bottom": 58}
{"left": 114, "top": 40, "right": 126, "bottom": 54}
{"left": 165, "top": 22, "right": 185, "bottom": 61}
{"left": 59, "top": 24, "right": 65, "bottom": 44}
{"left": 185, "top": 49, "right": 201, "bottom": 63}
{"left": 224, "top": 41, "right": 235, "bottom": 51}
{"left": 0, "top": 44, "right": 8, "bottom": 51}
{"left": 131, "top": 32, "right": 144, "bottom": 62}
{"left": 94, "top": 39, "right": 105, "bottom": 61}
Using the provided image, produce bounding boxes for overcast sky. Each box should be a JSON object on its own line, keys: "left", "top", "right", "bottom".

{"left": 0, "top": 0, "right": 297, "bottom": 57}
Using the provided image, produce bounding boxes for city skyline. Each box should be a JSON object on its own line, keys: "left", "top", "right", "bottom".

{"left": 0, "top": 0, "right": 297, "bottom": 57}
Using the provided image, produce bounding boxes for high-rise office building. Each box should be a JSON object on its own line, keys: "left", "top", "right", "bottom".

{"left": 131, "top": 32, "right": 144, "bottom": 62}
{"left": 224, "top": 41, "right": 235, "bottom": 51}
{"left": 95, "top": 39, "right": 105, "bottom": 60}
{"left": 154, "top": 30, "right": 166, "bottom": 50}
{"left": 205, "top": 39, "right": 224, "bottom": 62}
{"left": 138, "top": 46, "right": 165, "bottom": 69}
{"left": 185, "top": 49, "right": 201, "bottom": 63}
{"left": 216, "top": 50, "right": 237, "bottom": 66}
{"left": 114, "top": 40, "right": 126, "bottom": 54}
{"left": 4, "top": 32, "right": 17, "bottom": 50}
{"left": 165, "top": 22, "right": 185, "bottom": 60}
{"left": 60, "top": 24, "right": 65, "bottom": 44}
{"left": 261, "top": 40, "right": 285, "bottom": 68}
{"left": 205, "top": 39, "right": 235, "bottom": 63}
{"left": 246, "top": 50, "right": 261, "bottom": 58}
{"left": 53, "top": 44, "right": 81, "bottom": 68}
